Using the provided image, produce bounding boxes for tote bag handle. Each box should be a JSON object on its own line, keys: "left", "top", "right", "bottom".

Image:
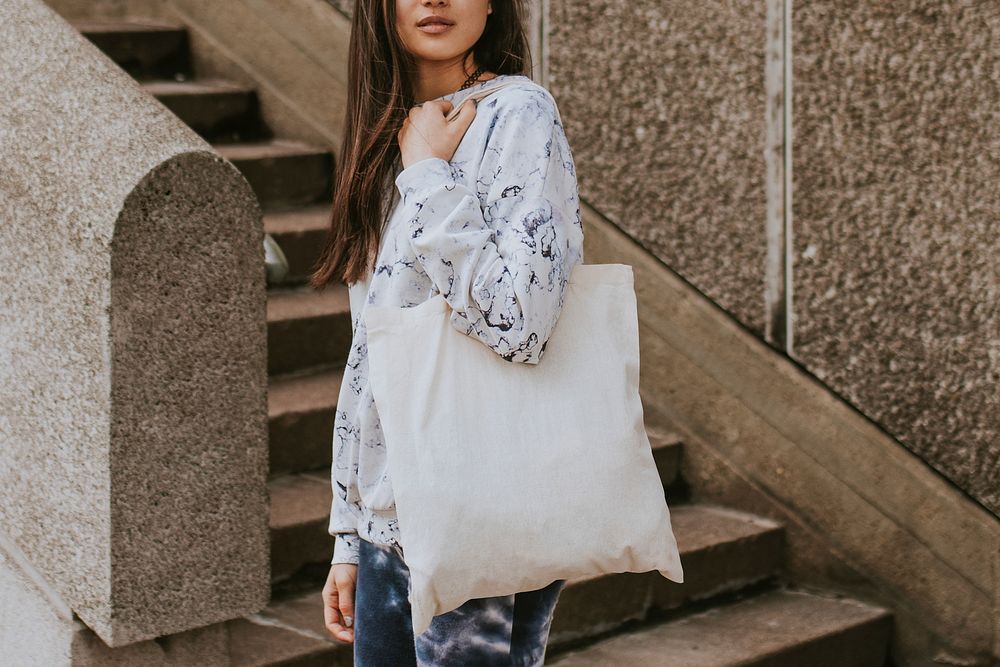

{"left": 445, "top": 79, "right": 563, "bottom": 124}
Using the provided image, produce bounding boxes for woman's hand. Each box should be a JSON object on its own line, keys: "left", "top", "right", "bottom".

{"left": 398, "top": 98, "right": 478, "bottom": 170}
{"left": 323, "top": 563, "right": 357, "bottom": 643}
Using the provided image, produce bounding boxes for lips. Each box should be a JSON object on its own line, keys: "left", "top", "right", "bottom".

{"left": 417, "top": 16, "right": 454, "bottom": 27}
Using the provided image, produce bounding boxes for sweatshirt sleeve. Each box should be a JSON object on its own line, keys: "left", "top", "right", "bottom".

{"left": 328, "top": 403, "right": 363, "bottom": 565}
{"left": 394, "top": 87, "right": 585, "bottom": 364}
{"left": 327, "top": 282, "right": 368, "bottom": 567}
{"left": 331, "top": 533, "right": 360, "bottom": 566}
{"left": 328, "top": 417, "right": 362, "bottom": 566}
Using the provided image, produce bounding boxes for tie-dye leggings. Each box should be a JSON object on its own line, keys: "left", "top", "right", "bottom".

{"left": 354, "top": 536, "right": 567, "bottom": 666}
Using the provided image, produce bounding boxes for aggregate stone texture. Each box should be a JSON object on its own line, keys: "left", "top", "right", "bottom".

{"left": 791, "top": 1, "right": 1000, "bottom": 517}
{"left": 2, "top": 545, "right": 232, "bottom": 665}
{"left": 1, "top": 0, "right": 269, "bottom": 646}
{"left": 547, "top": 0, "right": 770, "bottom": 336}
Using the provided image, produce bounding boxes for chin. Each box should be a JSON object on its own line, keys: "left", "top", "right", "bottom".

{"left": 412, "top": 44, "right": 469, "bottom": 61}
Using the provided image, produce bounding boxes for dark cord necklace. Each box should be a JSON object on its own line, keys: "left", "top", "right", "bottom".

{"left": 458, "top": 65, "right": 488, "bottom": 91}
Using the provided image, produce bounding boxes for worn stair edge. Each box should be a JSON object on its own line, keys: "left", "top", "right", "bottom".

{"left": 546, "top": 586, "right": 893, "bottom": 667}
{"left": 141, "top": 78, "right": 256, "bottom": 96}
{"left": 267, "top": 285, "right": 352, "bottom": 376}
{"left": 142, "top": 78, "right": 268, "bottom": 143}
{"left": 70, "top": 19, "right": 187, "bottom": 33}
{"left": 268, "top": 367, "right": 345, "bottom": 477}
{"left": 71, "top": 18, "right": 193, "bottom": 81}
{"left": 647, "top": 426, "right": 683, "bottom": 495}
{"left": 239, "top": 499, "right": 786, "bottom": 666}
{"left": 228, "top": 595, "right": 350, "bottom": 667}
{"left": 269, "top": 472, "right": 335, "bottom": 583}
{"left": 267, "top": 284, "right": 350, "bottom": 324}
{"left": 267, "top": 471, "right": 785, "bottom": 625}
{"left": 550, "top": 503, "right": 784, "bottom": 643}
{"left": 263, "top": 206, "right": 331, "bottom": 282}
{"left": 215, "top": 140, "right": 334, "bottom": 211}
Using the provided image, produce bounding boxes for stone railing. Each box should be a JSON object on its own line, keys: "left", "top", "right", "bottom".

{"left": 0, "top": 0, "right": 269, "bottom": 650}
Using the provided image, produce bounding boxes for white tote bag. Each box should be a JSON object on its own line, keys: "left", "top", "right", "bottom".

{"left": 364, "top": 262, "right": 684, "bottom": 638}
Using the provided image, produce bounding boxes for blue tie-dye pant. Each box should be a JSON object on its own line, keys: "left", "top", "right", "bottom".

{"left": 354, "top": 536, "right": 566, "bottom": 666}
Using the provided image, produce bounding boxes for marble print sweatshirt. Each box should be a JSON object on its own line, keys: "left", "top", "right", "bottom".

{"left": 328, "top": 73, "right": 585, "bottom": 566}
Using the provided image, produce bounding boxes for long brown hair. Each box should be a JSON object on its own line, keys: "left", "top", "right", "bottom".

{"left": 309, "top": 0, "right": 533, "bottom": 290}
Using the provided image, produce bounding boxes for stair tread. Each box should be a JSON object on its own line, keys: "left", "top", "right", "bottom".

{"left": 140, "top": 78, "right": 255, "bottom": 96}
{"left": 232, "top": 582, "right": 886, "bottom": 667}
{"left": 266, "top": 481, "right": 783, "bottom": 578}
{"left": 671, "top": 503, "right": 781, "bottom": 554}
{"left": 648, "top": 433, "right": 682, "bottom": 457}
{"left": 214, "top": 139, "right": 331, "bottom": 160}
{"left": 228, "top": 590, "right": 347, "bottom": 666}
{"left": 269, "top": 472, "right": 331, "bottom": 530}
{"left": 253, "top": 496, "right": 787, "bottom": 662}
{"left": 563, "top": 503, "right": 782, "bottom": 588}
{"left": 268, "top": 367, "right": 345, "bottom": 419}
{"left": 69, "top": 19, "right": 185, "bottom": 33}
{"left": 645, "top": 424, "right": 683, "bottom": 446}
{"left": 267, "top": 284, "right": 350, "bottom": 323}
{"left": 548, "top": 588, "right": 892, "bottom": 666}
{"left": 263, "top": 205, "right": 331, "bottom": 235}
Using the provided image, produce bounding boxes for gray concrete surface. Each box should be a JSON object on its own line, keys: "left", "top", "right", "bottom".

{"left": 1, "top": 0, "right": 268, "bottom": 646}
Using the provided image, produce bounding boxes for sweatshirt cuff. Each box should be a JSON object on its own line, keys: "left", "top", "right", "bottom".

{"left": 331, "top": 533, "right": 360, "bottom": 566}
{"left": 394, "top": 156, "right": 456, "bottom": 199}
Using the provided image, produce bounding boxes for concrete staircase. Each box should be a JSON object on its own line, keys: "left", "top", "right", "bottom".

{"left": 74, "top": 18, "right": 894, "bottom": 666}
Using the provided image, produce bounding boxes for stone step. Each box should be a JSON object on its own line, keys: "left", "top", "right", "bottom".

{"left": 215, "top": 140, "right": 334, "bottom": 212}
{"left": 228, "top": 588, "right": 349, "bottom": 666}
{"left": 240, "top": 500, "right": 784, "bottom": 665}
{"left": 141, "top": 78, "right": 269, "bottom": 143}
{"left": 267, "top": 284, "right": 352, "bottom": 376}
{"left": 71, "top": 19, "right": 193, "bottom": 81}
{"left": 265, "top": 436, "right": 692, "bottom": 582}
{"left": 266, "top": 308, "right": 673, "bottom": 479}
{"left": 268, "top": 472, "right": 334, "bottom": 583}
{"left": 267, "top": 458, "right": 779, "bottom": 605}
{"left": 269, "top": 438, "right": 700, "bottom": 584}
{"left": 549, "top": 504, "right": 783, "bottom": 641}
{"left": 547, "top": 587, "right": 893, "bottom": 667}
{"left": 646, "top": 426, "right": 683, "bottom": 498}
{"left": 263, "top": 205, "right": 331, "bottom": 284}
{"left": 265, "top": 427, "right": 685, "bottom": 576}
{"left": 268, "top": 368, "right": 345, "bottom": 478}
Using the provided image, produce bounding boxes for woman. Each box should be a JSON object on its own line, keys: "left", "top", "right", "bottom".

{"left": 310, "top": 0, "right": 584, "bottom": 663}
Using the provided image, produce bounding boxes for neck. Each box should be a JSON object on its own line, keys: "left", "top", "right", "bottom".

{"left": 411, "top": 55, "right": 496, "bottom": 103}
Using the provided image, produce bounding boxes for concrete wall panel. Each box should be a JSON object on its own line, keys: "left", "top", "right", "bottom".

{"left": 791, "top": 1, "right": 1000, "bottom": 515}
{"left": 547, "top": 0, "right": 770, "bottom": 334}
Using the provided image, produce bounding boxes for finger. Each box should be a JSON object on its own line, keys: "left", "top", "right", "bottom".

{"left": 446, "top": 100, "right": 478, "bottom": 135}
{"left": 322, "top": 586, "right": 338, "bottom": 617}
{"left": 324, "top": 603, "right": 354, "bottom": 642}
{"left": 457, "top": 98, "right": 478, "bottom": 126}
{"left": 327, "top": 618, "right": 354, "bottom": 643}
{"left": 445, "top": 98, "right": 473, "bottom": 124}
{"left": 336, "top": 576, "right": 356, "bottom": 629}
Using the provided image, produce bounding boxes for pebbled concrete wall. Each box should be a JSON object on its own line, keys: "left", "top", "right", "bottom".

{"left": 547, "top": 0, "right": 999, "bottom": 520}
{"left": 791, "top": 1, "right": 999, "bottom": 518}
{"left": 547, "top": 0, "right": 769, "bottom": 336}
{"left": 0, "top": 0, "right": 268, "bottom": 647}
